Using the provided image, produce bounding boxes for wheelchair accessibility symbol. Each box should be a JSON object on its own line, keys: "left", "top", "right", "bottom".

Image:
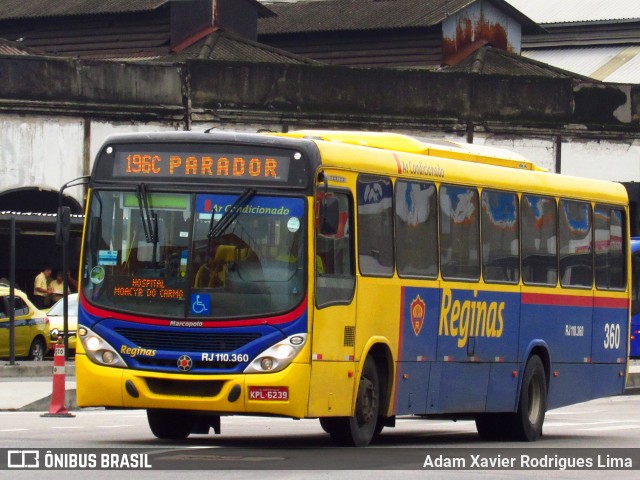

{"left": 190, "top": 294, "right": 211, "bottom": 315}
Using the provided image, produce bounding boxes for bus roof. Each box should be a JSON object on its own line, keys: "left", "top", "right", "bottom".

{"left": 273, "top": 130, "right": 628, "bottom": 205}
{"left": 275, "top": 130, "right": 545, "bottom": 172}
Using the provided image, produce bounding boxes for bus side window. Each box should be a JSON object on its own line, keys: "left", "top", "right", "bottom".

{"left": 481, "top": 189, "right": 519, "bottom": 284}
{"left": 440, "top": 184, "right": 480, "bottom": 281}
{"left": 559, "top": 199, "right": 593, "bottom": 288}
{"left": 595, "top": 205, "right": 626, "bottom": 291}
{"left": 522, "top": 194, "right": 557, "bottom": 286}
{"left": 357, "top": 175, "right": 394, "bottom": 276}
{"left": 315, "top": 191, "right": 355, "bottom": 307}
{"left": 395, "top": 180, "right": 438, "bottom": 278}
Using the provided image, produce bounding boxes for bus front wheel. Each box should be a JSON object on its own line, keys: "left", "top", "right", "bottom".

{"left": 147, "top": 409, "right": 196, "bottom": 440}
{"left": 326, "top": 357, "right": 380, "bottom": 447}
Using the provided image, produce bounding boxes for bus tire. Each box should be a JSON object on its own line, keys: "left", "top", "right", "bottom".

{"left": 327, "top": 357, "right": 380, "bottom": 447}
{"left": 511, "top": 355, "right": 547, "bottom": 441}
{"left": 475, "top": 413, "right": 508, "bottom": 441}
{"left": 319, "top": 417, "right": 340, "bottom": 435}
{"left": 147, "top": 409, "right": 195, "bottom": 440}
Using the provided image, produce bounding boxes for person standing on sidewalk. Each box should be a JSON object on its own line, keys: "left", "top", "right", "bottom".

{"left": 33, "top": 265, "right": 53, "bottom": 310}
{"left": 50, "top": 271, "right": 66, "bottom": 303}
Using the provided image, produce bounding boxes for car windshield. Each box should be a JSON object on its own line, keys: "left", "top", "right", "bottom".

{"left": 48, "top": 295, "right": 79, "bottom": 316}
{"left": 82, "top": 190, "right": 306, "bottom": 320}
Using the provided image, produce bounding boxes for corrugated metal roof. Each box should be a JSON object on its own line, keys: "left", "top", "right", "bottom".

{"left": 442, "top": 45, "right": 587, "bottom": 78}
{"left": 506, "top": 0, "right": 640, "bottom": 24}
{"left": 522, "top": 46, "right": 640, "bottom": 83}
{"left": 602, "top": 48, "right": 640, "bottom": 82}
{"left": 154, "top": 28, "right": 318, "bottom": 64}
{"left": 0, "top": 0, "right": 274, "bottom": 21}
{"left": 0, "top": 37, "right": 47, "bottom": 56}
{"left": 259, "top": 0, "right": 543, "bottom": 35}
{"left": 0, "top": 0, "right": 169, "bottom": 20}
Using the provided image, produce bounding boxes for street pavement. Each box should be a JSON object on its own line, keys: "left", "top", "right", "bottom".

{"left": 0, "top": 360, "right": 76, "bottom": 411}
{"left": 0, "top": 359, "right": 638, "bottom": 412}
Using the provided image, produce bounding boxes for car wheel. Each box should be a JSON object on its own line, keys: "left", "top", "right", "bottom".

{"left": 29, "top": 338, "right": 46, "bottom": 361}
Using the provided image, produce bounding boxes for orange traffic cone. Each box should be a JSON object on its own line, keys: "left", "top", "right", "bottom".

{"left": 41, "top": 336, "right": 75, "bottom": 417}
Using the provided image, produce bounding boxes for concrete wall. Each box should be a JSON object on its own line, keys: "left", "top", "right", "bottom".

{"left": 1, "top": 54, "right": 640, "bottom": 204}
{"left": 0, "top": 115, "right": 84, "bottom": 195}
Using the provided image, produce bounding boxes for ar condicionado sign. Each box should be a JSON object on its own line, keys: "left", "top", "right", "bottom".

{"left": 114, "top": 152, "right": 291, "bottom": 182}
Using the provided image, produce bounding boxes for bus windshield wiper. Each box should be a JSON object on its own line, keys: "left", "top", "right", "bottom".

{"left": 136, "top": 183, "right": 159, "bottom": 265}
{"left": 208, "top": 188, "right": 256, "bottom": 239}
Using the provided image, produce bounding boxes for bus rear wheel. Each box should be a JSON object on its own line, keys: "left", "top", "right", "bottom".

{"left": 475, "top": 413, "right": 508, "bottom": 441}
{"left": 511, "top": 355, "right": 547, "bottom": 441}
{"left": 475, "top": 355, "right": 547, "bottom": 442}
{"left": 147, "top": 409, "right": 196, "bottom": 439}
{"left": 327, "top": 357, "right": 380, "bottom": 447}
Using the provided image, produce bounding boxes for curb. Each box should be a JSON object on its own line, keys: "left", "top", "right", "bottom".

{"left": 0, "top": 362, "right": 76, "bottom": 378}
{"left": 19, "top": 389, "right": 77, "bottom": 412}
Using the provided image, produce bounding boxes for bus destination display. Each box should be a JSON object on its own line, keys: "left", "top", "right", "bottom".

{"left": 113, "top": 151, "right": 291, "bottom": 182}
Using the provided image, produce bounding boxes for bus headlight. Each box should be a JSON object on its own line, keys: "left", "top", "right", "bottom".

{"left": 244, "top": 333, "right": 307, "bottom": 373}
{"left": 79, "top": 326, "right": 127, "bottom": 368}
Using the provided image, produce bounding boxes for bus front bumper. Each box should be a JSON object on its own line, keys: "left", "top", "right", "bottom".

{"left": 75, "top": 353, "right": 310, "bottom": 418}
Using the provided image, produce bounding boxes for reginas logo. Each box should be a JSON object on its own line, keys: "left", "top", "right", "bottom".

{"left": 438, "top": 288, "right": 504, "bottom": 348}
{"left": 411, "top": 294, "right": 426, "bottom": 336}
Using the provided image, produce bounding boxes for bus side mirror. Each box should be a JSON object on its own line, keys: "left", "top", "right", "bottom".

{"left": 320, "top": 197, "right": 340, "bottom": 235}
{"left": 56, "top": 206, "right": 71, "bottom": 245}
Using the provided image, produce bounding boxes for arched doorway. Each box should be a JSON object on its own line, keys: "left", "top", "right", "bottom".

{"left": 0, "top": 186, "right": 83, "bottom": 214}
{"left": 0, "top": 187, "right": 84, "bottom": 296}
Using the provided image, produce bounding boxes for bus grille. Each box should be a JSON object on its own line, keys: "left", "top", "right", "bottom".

{"left": 136, "top": 358, "right": 239, "bottom": 370}
{"left": 114, "top": 328, "right": 260, "bottom": 352}
{"left": 145, "top": 378, "right": 224, "bottom": 397}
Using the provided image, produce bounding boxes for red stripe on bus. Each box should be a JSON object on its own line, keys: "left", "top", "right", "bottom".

{"left": 521, "top": 292, "right": 592, "bottom": 307}
{"left": 80, "top": 294, "right": 308, "bottom": 327}
{"left": 593, "top": 296, "right": 628, "bottom": 309}
{"left": 392, "top": 152, "right": 402, "bottom": 174}
{"left": 522, "top": 292, "right": 627, "bottom": 309}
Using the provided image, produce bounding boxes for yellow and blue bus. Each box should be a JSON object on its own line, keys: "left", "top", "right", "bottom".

{"left": 75, "top": 130, "right": 630, "bottom": 446}
{"left": 631, "top": 238, "right": 640, "bottom": 358}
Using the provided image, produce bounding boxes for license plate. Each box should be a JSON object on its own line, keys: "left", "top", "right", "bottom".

{"left": 248, "top": 386, "right": 289, "bottom": 401}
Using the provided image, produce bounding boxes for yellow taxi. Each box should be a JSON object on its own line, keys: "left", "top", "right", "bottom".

{"left": 45, "top": 293, "right": 78, "bottom": 353}
{"left": 0, "top": 284, "right": 51, "bottom": 361}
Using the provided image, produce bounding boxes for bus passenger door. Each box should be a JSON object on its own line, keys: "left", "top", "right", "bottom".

{"left": 308, "top": 190, "right": 358, "bottom": 418}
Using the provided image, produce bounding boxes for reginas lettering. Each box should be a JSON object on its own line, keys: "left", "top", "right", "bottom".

{"left": 120, "top": 345, "right": 157, "bottom": 358}
{"left": 438, "top": 288, "right": 505, "bottom": 348}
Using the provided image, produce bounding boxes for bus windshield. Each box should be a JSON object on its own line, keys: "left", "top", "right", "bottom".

{"left": 82, "top": 190, "right": 306, "bottom": 320}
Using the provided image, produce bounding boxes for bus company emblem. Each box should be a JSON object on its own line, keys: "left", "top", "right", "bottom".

{"left": 410, "top": 295, "right": 426, "bottom": 336}
{"left": 177, "top": 355, "right": 193, "bottom": 371}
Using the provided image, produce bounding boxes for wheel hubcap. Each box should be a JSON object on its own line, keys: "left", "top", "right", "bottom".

{"left": 528, "top": 378, "right": 541, "bottom": 424}
{"left": 356, "top": 377, "right": 377, "bottom": 427}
